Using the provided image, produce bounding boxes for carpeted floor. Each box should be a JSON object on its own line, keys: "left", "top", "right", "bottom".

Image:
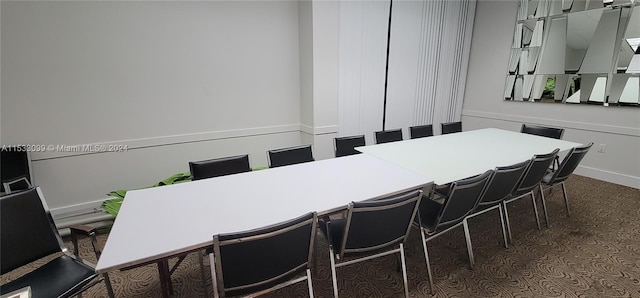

{"left": 2, "top": 175, "right": 639, "bottom": 297}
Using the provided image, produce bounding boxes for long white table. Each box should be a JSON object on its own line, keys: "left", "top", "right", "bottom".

{"left": 357, "top": 128, "right": 583, "bottom": 185}
{"left": 96, "top": 154, "right": 432, "bottom": 297}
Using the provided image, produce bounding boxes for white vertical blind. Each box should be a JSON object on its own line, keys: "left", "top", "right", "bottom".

{"left": 385, "top": 0, "right": 476, "bottom": 135}
{"left": 337, "top": 0, "right": 390, "bottom": 144}
{"left": 338, "top": 0, "right": 476, "bottom": 140}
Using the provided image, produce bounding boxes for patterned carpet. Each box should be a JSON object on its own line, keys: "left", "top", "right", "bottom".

{"left": 2, "top": 175, "right": 639, "bottom": 297}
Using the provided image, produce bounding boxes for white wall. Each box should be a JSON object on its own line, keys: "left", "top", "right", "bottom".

{"left": 463, "top": 0, "right": 640, "bottom": 188}
{"left": 1, "top": 1, "right": 305, "bottom": 213}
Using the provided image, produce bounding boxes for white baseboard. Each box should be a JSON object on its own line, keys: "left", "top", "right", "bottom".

{"left": 50, "top": 198, "right": 109, "bottom": 219}
{"left": 575, "top": 166, "right": 639, "bottom": 189}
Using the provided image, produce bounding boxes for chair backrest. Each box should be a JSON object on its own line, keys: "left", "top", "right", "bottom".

{"left": 520, "top": 124, "right": 564, "bottom": 139}
{"left": 409, "top": 125, "right": 434, "bottom": 139}
{"left": 548, "top": 143, "right": 593, "bottom": 184}
{"left": 268, "top": 145, "right": 314, "bottom": 168}
{"left": 375, "top": 129, "right": 403, "bottom": 144}
{"left": 477, "top": 160, "right": 531, "bottom": 207}
{"left": 2, "top": 176, "right": 32, "bottom": 194}
{"left": 212, "top": 212, "right": 317, "bottom": 297}
{"left": 428, "top": 170, "right": 492, "bottom": 228}
{"left": 337, "top": 190, "right": 422, "bottom": 259}
{"left": 334, "top": 135, "right": 366, "bottom": 157}
{"left": 189, "top": 154, "right": 251, "bottom": 180}
{"left": 441, "top": 121, "right": 462, "bottom": 135}
{"left": 1, "top": 187, "right": 63, "bottom": 274}
{"left": 1, "top": 147, "right": 32, "bottom": 193}
{"left": 513, "top": 149, "right": 559, "bottom": 195}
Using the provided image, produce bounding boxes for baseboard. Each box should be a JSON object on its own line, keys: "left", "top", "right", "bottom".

{"left": 50, "top": 198, "right": 109, "bottom": 219}
{"left": 575, "top": 166, "right": 639, "bottom": 189}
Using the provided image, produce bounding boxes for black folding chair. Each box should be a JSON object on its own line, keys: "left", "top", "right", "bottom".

{"left": 1, "top": 187, "right": 115, "bottom": 298}
{"left": 503, "top": 149, "right": 559, "bottom": 242}
{"left": 210, "top": 212, "right": 317, "bottom": 298}
{"left": 539, "top": 143, "right": 593, "bottom": 227}
{"left": 374, "top": 129, "right": 403, "bottom": 144}
{"left": 416, "top": 170, "right": 492, "bottom": 294}
{"left": 440, "top": 121, "right": 462, "bottom": 134}
{"left": 189, "top": 154, "right": 251, "bottom": 180}
{"left": 320, "top": 190, "right": 422, "bottom": 297}
{"left": 334, "top": 135, "right": 366, "bottom": 157}
{"left": 268, "top": 145, "right": 314, "bottom": 168}
{"left": 409, "top": 125, "right": 434, "bottom": 139}
{"left": 520, "top": 124, "right": 565, "bottom": 170}
{"left": 467, "top": 160, "right": 530, "bottom": 249}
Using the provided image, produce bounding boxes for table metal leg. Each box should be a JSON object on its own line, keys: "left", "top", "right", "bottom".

{"left": 157, "top": 260, "right": 173, "bottom": 298}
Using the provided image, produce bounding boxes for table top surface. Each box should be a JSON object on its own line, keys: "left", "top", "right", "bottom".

{"left": 357, "top": 128, "right": 583, "bottom": 185}
{"left": 96, "top": 154, "right": 432, "bottom": 273}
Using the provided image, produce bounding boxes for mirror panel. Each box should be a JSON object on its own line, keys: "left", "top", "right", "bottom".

{"left": 505, "top": 0, "right": 639, "bottom": 107}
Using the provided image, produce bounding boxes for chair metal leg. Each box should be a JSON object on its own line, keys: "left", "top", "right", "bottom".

{"left": 306, "top": 269, "right": 315, "bottom": 298}
{"left": 329, "top": 248, "right": 339, "bottom": 298}
{"left": 399, "top": 244, "right": 409, "bottom": 298}
{"left": 503, "top": 201, "right": 513, "bottom": 244}
{"left": 539, "top": 184, "right": 551, "bottom": 228}
{"left": 498, "top": 204, "right": 508, "bottom": 248}
{"left": 198, "top": 250, "right": 208, "bottom": 297}
{"left": 420, "top": 229, "right": 434, "bottom": 294}
{"left": 529, "top": 191, "right": 542, "bottom": 230}
{"left": 462, "top": 219, "right": 475, "bottom": 269}
{"left": 209, "top": 253, "right": 220, "bottom": 298}
{"left": 561, "top": 182, "right": 571, "bottom": 217}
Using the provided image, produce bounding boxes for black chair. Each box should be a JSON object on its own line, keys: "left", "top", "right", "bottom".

{"left": 520, "top": 124, "right": 564, "bottom": 139}
{"left": 268, "top": 145, "right": 314, "bottom": 168}
{"left": 539, "top": 143, "right": 593, "bottom": 227}
{"left": 334, "top": 135, "right": 366, "bottom": 157}
{"left": 210, "top": 212, "right": 317, "bottom": 298}
{"left": 440, "top": 121, "right": 462, "bottom": 134}
{"left": 375, "top": 129, "right": 403, "bottom": 144}
{"left": 320, "top": 190, "right": 422, "bottom": 298}
{"left": 520, "top": 124, "right": 564, "bottom": 170}
{"left": 409, "top": 124, "right": 433, "bottom": 139}
{"left": 467, "top": 160, "right": 530, "bottom": 249}
{"left": 187, "top": 154, "right": 253, "bottom": 291}
{"left": 503, "top": 149, "right": 559, "bottom": 242}
{"left": 0, "top": 187, "right": 115, "bottom": 298}
{"left": 416, "top": 170, "right": 492, "bottom": 293}
{"left": 2, "top": 176, "right": 32, "bottom": 194}
{"left": 1, "top": 146, "right": 32, "bottom": 193}
{"left": 189, "top": 154, "right": 251, "bottom": 180}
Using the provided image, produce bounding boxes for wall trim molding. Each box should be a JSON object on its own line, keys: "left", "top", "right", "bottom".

{"left": 30, "top": 124, "right": 341, "bottom": 161}
{"left": 30, "top": 124, "right": 302, "bottom": 161}
{"left": 462, "top": 109, "right": 640, "bottom": 136}
{"left": 300, "top": 124, "right": 339, "bottom": 135}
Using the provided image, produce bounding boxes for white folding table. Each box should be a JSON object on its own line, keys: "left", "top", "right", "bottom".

{"left": 357, "top": 128, "right": 583, "bottom": 185}
{"left": 95, "top": 154, "right": 433, "bottom": 297}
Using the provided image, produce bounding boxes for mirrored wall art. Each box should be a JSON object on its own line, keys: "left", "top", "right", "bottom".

{"left": 505, "top": 0, "right": 639, "bottom": 106}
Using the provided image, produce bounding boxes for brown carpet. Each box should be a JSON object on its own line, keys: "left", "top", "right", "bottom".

{"left": 2, "top": 175, "right": 639, "bottom": 297}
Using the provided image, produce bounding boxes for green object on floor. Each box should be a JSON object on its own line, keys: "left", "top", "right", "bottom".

{"left": 101, "top": 168, "right": 269, "bottom": 217}
{"left": 102, "top": 172, "right": 192, "bottom": 217}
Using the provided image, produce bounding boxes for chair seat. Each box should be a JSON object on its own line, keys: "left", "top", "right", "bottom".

{"left": 1, "top": 255, "right": 97, "bottom": 298}
{"left": 541, "top": 170, "right": 554, "bottom": 184}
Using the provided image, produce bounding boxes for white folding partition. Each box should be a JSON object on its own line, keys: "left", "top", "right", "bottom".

{"left": 337, "top": 0, "right": 389, "bottom": 144}
{"left": 338, "top": 0, "right": 477, "bottom": 139}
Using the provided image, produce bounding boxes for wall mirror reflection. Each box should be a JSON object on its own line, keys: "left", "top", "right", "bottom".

{"left": 505, "top": 0, "right": 639, "bottom": 107}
